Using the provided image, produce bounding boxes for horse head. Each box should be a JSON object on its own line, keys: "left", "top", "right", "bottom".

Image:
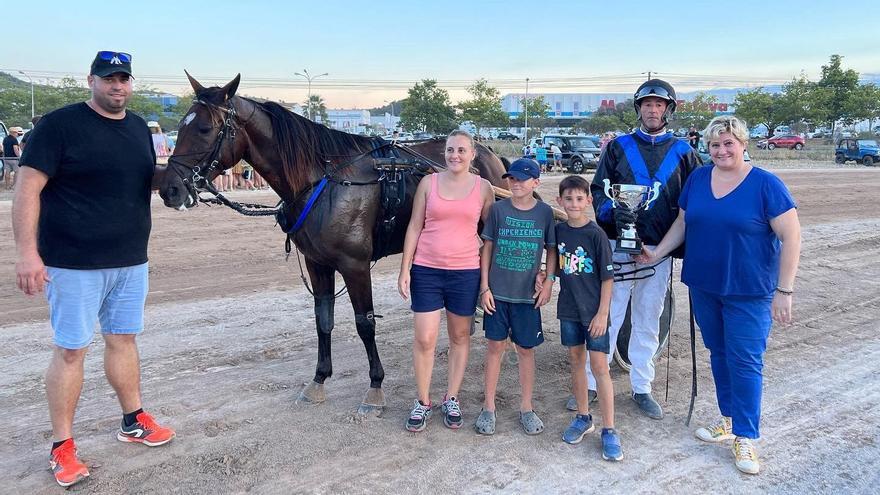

{"left": 159, "top": 72, "right": 251, "bottom": 209}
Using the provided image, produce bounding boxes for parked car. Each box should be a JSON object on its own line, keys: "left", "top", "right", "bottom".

{"left": 756, "top": 134, "right": 805, "bottom": 150}
{"left": 496, "top": 131, "right": 520, "bottom": 141}
{"left": 835, "top": 138, "right": 880, "bottom": 166}
{"left": 808, "top": 128, "right": 830, "bottom": 139}
{"left": 528, "top": 134, "right": 600, "bottom": 173}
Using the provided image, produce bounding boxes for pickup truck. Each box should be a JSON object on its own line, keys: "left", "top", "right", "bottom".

{"left": 835, "top": 138, "right": 880, "bottom": 166}
{"left": 528, "top": 134, "right": 600, "bottom": 174}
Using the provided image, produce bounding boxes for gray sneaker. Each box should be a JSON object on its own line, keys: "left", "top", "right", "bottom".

{"left": 565, "top": 390, "right": 598, "bottom": 411}
{"left": 632, "top": 392, "right": 663, "bottom": 420}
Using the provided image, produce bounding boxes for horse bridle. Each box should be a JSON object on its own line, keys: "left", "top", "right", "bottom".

{"left": 166, "top": 98, "right": 243, "bottom": 208}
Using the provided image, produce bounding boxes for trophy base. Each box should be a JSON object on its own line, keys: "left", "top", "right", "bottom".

{"left": 615, "top": 238, "right": 643, "bottom": 255}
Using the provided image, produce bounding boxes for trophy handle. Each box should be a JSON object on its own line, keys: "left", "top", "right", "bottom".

{"left": 602, "top": 179, "right": 618, "bottom": 208}
{"left": 645, "top": 181, "right": 662, "bottom": 209}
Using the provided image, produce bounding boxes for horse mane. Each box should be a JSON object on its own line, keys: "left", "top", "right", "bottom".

{"left": 197, "top": 86, "right": 380, "bottom": 193}
{"left": 253, "top": 100, "right": 379, "bottom": 192}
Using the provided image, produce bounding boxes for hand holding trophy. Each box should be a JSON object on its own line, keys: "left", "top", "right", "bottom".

{"left": 603, "top": 178, "right": 661, "bottom": 254}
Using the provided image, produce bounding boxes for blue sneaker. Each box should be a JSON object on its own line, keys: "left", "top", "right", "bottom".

{"left": 602, "top": 428, "right": 624, "bottom": 461}
{"left": 562, "top": 413, "right": 594, "bottom": 444}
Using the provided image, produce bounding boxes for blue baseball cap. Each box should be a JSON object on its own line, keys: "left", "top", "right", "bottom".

{"left": 503, "top": 158, "right": 541, "bottom": 180}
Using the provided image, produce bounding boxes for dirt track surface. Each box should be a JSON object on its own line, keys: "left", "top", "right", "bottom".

{"left": 1, "top": 167, "right": 879, "bottom": 494}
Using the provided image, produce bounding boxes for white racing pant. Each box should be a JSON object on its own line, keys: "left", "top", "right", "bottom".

{"left": 586, "top": 241, "right": 671, "bottom": 394}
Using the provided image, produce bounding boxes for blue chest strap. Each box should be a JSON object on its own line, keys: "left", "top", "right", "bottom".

{"left": 617, "top": 133, "right": 690, "bottom": 191}
{"left": 286, "top": 176, "right": 329, "bottom": 234}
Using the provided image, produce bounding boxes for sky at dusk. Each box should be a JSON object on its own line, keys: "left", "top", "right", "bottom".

{"left": 2, "top": 0, "right": 877, "bottom": 108}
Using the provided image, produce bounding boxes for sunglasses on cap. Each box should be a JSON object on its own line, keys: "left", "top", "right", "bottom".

{"left": 635, "top": 85, "right": 673, "bottom": 100}
{"left": 96, "top": 51, "right": 132, "bottom": 63}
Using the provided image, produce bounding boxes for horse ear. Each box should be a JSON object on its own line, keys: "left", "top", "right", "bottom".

{"left": 222, "top": 74, "right": 241, "bottom": 101}
{"left": 185, "top": 70, "right": 206, "bottom": 95}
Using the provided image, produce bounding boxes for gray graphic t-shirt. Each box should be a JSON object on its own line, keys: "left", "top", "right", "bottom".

{"left": 481, "top": 199, "right": 556, "bottom": 303}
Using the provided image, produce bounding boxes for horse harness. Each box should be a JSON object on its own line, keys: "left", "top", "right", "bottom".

{"left": 275, "top": 143, "right": 435, "bottom": 261}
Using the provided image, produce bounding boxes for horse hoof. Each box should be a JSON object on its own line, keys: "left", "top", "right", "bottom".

{"left": 357, "top": 403, "right": 383, "bottom": 418}
{"left": 296, "top": 381, "right": 326, "bottom": 404}
{"left": 357, "top": 388, "right": 386, "bottom": 417}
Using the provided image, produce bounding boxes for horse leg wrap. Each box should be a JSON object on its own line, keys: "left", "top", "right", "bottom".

{"left": 355, "top": 311, "right": 385, "bottom": 388}
{"left": 315, "top": 296, "right": 335, "bottom": 335}
{"left": 314, "top": 296, "right": 335, "bottom": 384}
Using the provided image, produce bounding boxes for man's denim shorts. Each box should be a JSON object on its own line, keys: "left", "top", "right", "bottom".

{"left": 484, "top": 300, "right": 544, "bottom": 349}
{"left": 559, "top": 319, "right": 611, "bottom": 353}
{"left": 46, "top": 262, "right": 149, "bottom": 349}
{"left": 410, "top": 264, "right": 480, "bottom": 316}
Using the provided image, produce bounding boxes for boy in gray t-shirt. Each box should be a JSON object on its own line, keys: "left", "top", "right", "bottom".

{"left": 475, "top": 158, "right": 556, "bottom": 436}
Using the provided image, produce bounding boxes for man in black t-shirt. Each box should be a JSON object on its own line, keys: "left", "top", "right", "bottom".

{"left": 687, "top": 126, "right": 700, "bottom": 149}
{"left": 2, "top": 126, "right": 22, "bottom": 189}
{"left": 19, "top": 115, "right": 42, "bottom": 150}
{"left": 13, "top": 51, "right": 174, "bottom": 488}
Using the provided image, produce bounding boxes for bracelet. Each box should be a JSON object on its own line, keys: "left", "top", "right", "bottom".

{"left": 775, "top": 286, "right": 793, "bottom": 295}
{"left": 479, "top": 288, "right": 491, "bottom": 296}
{"left": 546, "top": 273, "right": 557, "bottom": 282}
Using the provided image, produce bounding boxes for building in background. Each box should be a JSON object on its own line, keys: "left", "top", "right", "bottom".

{"left": 502, "top": 91, "right": 736, "bottom": 126}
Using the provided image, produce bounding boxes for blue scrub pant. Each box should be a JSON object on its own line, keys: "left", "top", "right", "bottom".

{"left": 690, "top": 287, "right": 773, "bottom": 439}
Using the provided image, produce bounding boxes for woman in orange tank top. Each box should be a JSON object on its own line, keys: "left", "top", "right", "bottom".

{"left": 397, "top": 130, "right": 494, "bottom": 432}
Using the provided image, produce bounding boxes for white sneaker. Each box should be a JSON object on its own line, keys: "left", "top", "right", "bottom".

{"left": 733, "top": 436, "right": 760, "bottom": 474}
{"left": 695, "top": 416, "right": 734, "bottom": 443}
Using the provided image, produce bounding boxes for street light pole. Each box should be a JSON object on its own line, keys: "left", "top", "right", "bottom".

{"left": 294, "top": 69, "right": 329, "bottom": 121}
{"left": 524, "top": 77, "right": 530, "bottom": 143}
{"left": 19, "top": 71, "right": 34, "bottom": 120}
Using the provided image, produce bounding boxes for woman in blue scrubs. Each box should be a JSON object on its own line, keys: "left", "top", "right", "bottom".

{"left": 639, "top": 115, "right": 801, "bottom": 475}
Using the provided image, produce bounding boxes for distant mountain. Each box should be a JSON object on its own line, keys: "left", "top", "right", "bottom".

{"left": 0, "top": 72, "right": 30, "bottom": 89}
{"left": 860, "top": 73, "right": 880, "bottom": 84}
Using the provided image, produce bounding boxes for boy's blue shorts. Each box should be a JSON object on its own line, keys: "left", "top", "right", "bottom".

{"left": 559, "top": 319, "right": 611, "bottom": 353}
{"left": 483, "top": 300, "right": 544, "bottom": 349}
{"left": 46, "top": 262, "right": 149, "bottom": 350}
{"left": 410, "top": 264, "right": 480, "bottom": 316}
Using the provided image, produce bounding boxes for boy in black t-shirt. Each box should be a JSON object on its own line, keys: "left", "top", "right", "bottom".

{"left": 553, "top": 175, "right": 623, "bottom": 461}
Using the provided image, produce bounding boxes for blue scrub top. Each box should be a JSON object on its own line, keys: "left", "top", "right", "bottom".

{"left": 680, "top": 165, "right": 796, "bottom": 296}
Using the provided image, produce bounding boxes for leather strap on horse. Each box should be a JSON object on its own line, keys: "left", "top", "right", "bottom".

{"left": 685, "top": 289, "right": 698, "bottom": 426}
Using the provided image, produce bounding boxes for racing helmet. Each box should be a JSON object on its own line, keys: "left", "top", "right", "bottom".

{"left": 633, "top": 79, "right": 677, "bottom": 128}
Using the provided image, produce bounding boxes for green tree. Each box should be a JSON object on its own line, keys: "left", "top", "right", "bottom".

{"left": 853, "top": 84, "right": 880, "bottom": 133}
{"left": 456, "top": 78, "right": 508, "bottom": 137}
{"left": 399, "top": 79, "right": 456, "bottom": 134}
{"left": 127, "top": 94, "right": 164, "bottom": 121}
{"left": 814, "top": 54, "right": 862, "bottom": 135}
{"left": 171, "top": 91, "right": 196, "bottom": 116}
{"left": 576, "top": 114, "right": 622, "bottom": 134}
{"left": 776, "top": 76, "right": 820, "bottom": 129}
{"left": 303, "top": 94, "right": 329, "bottom": 124}
{"left": 575, "top": 100, "right": 637, "bottom": 135}
{"left": 517, "top": 95, "right": 552, "bottom": 133}
{"left": 734, "top": 88, "right": 787, "bottom": 137}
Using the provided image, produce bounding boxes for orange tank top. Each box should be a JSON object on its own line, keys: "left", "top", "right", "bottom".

{"left": 413, "top": 173, "right": 483, "bottom": 270}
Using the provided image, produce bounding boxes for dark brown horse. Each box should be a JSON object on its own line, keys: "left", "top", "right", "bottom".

{"left": 158, "top": 73, "right": 510, "bottom": 414}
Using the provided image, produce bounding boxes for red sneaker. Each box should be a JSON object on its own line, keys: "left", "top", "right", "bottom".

{"left": 117, "top": 411, "right": 176, "bottom": 447}
{"left": 49, "top": 439, "right": 89, "bottom": 487}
